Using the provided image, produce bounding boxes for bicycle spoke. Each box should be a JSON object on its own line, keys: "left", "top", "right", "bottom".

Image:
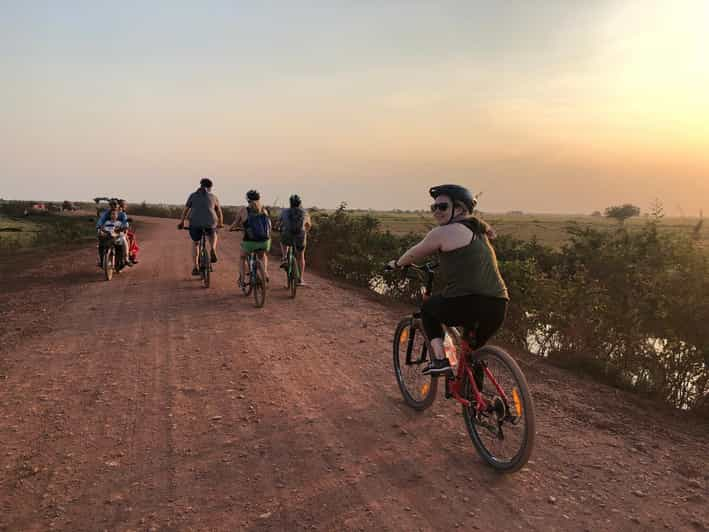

{"left": 396, "top": 323, "right": 432, "bottom": 403}
{"left": 464, "top": 353, "right": 529, "bottom": 467}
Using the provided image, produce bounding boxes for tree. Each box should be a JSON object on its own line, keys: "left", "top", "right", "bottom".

{"left": 648, "top": 198, "right": 665, "bottom": 220}
{"left": 604, "top": 204, "right": 640, "bottom": 224}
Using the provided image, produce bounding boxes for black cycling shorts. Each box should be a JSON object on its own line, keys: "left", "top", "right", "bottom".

{"left": 188, "top": 226, "right": 215, "bottom": 242}
{"left": 281, "top": 232, "right": 306, "bottom": 252}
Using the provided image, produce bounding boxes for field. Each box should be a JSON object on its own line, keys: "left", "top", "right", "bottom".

{"left": 0, "top": 212, "right": 97, "bottom": 250}
{"left": 357, "top": 210, "right": 708, "bottom": 249}
{"left": 0, "top": 218, "right": 44, "bottom": 248}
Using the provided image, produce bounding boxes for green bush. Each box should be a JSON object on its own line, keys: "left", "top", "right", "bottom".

{"left": 307, "top": 205, "right": 709, "bottom": 414}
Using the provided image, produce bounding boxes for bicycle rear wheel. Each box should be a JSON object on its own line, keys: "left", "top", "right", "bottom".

{"left": 241, "top": 260, "right": 253, "bottom": 296}
{"left": 200, "top": 244, "right": 210, "bottom": 288}
{"left": 461, "top": 345, "right": 535, "bottom": 473}
{"left": 253, "top": 259, "right": 267, "bottom": 307}
{"left": 392, "top": 318, "right": 437, "bottom": 410}
{"left": 288, "top": 256, "right": 298, "bottom": 299}
{"left": 103, "top": 248, "right": 114, "bottom": 281}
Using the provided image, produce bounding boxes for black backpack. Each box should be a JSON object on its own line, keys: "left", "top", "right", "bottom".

{"left": 287, "top": 207, "right": 305, "bottom": 236}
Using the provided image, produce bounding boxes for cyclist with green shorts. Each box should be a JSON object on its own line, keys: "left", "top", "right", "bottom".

{"left": 231, "top": 189, "right": 272, "bottom": 288}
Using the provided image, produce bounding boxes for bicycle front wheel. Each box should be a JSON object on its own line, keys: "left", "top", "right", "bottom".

{"left": 253, "top": 259, "right": 267, "bottom": 307}
{"left": 461, "top": 345, "right": 535, "bottom": 473}
{"left": 392, "top": 318, "right": 437, "bottom": 410}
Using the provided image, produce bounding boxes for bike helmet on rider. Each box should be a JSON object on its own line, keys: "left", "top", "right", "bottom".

{"left": 289, "top": 194, "right": 301, "bottom": 208}
{"left": 200, "top": 177, "right": 213, "bottom": 189}
{"left": 429, "top": 184, "right": 477, "bottom": 224}
{"left": 246, "top": 189, "right": 260, "bottom": 202}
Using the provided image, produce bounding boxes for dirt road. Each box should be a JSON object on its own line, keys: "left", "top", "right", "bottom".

{"left": 1, "top": 217, "right": 707, "bottom": 531}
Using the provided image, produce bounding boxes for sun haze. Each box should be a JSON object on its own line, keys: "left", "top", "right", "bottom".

{"left": 1, "top": 1, "right": 707, "bottom": 213}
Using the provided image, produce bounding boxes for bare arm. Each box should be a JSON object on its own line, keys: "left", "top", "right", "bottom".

{"left": 395, "top": 228, "right": 442, "bottom": 268}
{"left": 215, "top": 199, "right": 224, "bottom": 227}
{"left": 229, "top": 207, "right": 246, "bottom": 230}
{"left": 178, "top": 207, "right": 191, "bottom": 226}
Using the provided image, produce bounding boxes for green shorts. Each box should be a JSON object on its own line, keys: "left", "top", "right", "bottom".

{"left": 241, "top": 239, "right": 271, "bottom": 253}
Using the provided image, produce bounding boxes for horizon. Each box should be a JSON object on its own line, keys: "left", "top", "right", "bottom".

{"left": 3, "top": 194, "right": 703, "bottom": 219}
{"left": 1, "top": 1, "right": 708, "bottom": 213}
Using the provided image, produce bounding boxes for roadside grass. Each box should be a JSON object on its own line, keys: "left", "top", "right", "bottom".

{"left": 0, "top": 213, "right": 97, "bottom": 251}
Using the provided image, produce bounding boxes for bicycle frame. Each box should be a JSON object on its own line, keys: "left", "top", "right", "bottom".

{"left": 199, "top": 231, "right": 208, "bottom": 266}
{"left": 244, "top": 249, "right": 265, "bottom": 282}
{"left": 445, "top": 335, "right": 512, "bottom": 413}
{"left": 285, "top": 245, "right": 300, "bottom": 280}
{"left": 401, "top": 263, "right": 511, "bottom": 414}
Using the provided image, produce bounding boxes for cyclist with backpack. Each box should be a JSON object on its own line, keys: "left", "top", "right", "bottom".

{"left": 177, "top": 178, "right": 224, "bottom": 276}
{"left": 231, "top": 189, "right": 272, "bottom": 288}
{"left": 279, "top": 194, "right": 311, "bottom": 285}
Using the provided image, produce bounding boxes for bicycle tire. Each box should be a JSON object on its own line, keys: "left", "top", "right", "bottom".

{"left": 200, "top": 244, "right": 210, "bottom": 288}
{"left": 253, "top": 258, "right": 267, "bottom": 307}
{"left": 461, "top": 345, "right": 535, "bottom": 473}
{"left": 288, "top": 255, "right": 298, "bottom": 299}
{"left": 103, "top": 248, "right": 114, "bottom": 281}
{"left": 392, "top": 318, "right": 437, "bottom": 410}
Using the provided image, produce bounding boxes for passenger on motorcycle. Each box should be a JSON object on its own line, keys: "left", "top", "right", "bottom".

{"left": 118, "top": 199, "right": 139, "bottom": 264}
{"left": 97, "top": 208, "right": 130, "bottom": 270}
{"left": 95, "top": 200, "right": 129, "bottom": 267}
{"left": 387, "top": 184, "right": 508, "bottom": 376}
{"left": 230, "top": 189, "right": 272, "bottom": 288}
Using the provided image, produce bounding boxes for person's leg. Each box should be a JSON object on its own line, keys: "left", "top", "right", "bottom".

{"left": 457, "top": 296, "right": 507, "bottom": 391}
{"left": 239, "top": 247, "right": 247, "bottom": 284}
{"left": 297, "top": 236, "right": 306, "bottom": 283}
{"left": 258, "top": 249, "right": 269, "bottom": 281}
{"left": 421, "top": 295, "right": 448, "bottom": 360}
{"left": 128, "top": 231, "right": 139, "bottom": 262}
{"left": 126, "top": 233, "right": 135, "bottom": 262}
{"left": 466, "top": 297, "right": 507, "bottom": 348}
{"left": 204, "top": 229, "right": 218, "bottom": 262}
{"left": 118, "top": 235, "right": 130, "bottom": 268}
{"left": 297, "top": 249, "right": 305, "bottom": 283}
{"left": 421, "top": 295, "right": 456, "bottom": 375}
{"left": 280, "top": 245, "right": 290, "bottom": 270}
{"left": 191, "top": 236, "right": 200, "bottom": 273}
{"left": 421, "top": 294, "right": 481, "bottom": 374}
{"left": 188, "top": 227, "right": 201, "bottom": 273}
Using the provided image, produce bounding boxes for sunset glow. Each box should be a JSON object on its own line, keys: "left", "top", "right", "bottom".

{"left": 1, "top": 1, "right": 707, "bottom": 213}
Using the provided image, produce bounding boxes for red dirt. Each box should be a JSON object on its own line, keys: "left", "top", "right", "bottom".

{"left": 1, "top": 217, "right": 707, "bottom": 532}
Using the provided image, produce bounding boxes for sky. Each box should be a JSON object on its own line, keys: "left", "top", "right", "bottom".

{"left": 1, "top": 0, "right": 707, "bottom": 213}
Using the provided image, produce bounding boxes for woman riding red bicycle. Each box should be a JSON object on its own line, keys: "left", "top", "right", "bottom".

{"left": 387, "top": 184, "right": 508, "bottom": 375}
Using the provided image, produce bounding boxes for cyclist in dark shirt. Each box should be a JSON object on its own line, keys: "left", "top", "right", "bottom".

{"left": 177, "top": 178, "right": 224, "bottom": 276}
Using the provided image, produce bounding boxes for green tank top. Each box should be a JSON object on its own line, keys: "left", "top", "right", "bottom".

{"left": 438, "top": 221, "right": 509, "bottom": 300}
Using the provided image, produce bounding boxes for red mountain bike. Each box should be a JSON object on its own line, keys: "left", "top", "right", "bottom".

{"left": 388, "top": 262, "right": 535, "bottom": 473}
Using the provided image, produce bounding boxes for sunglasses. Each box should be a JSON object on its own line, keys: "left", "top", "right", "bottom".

{"left": 430, "top": 202, "right": 451, "bottom": 212}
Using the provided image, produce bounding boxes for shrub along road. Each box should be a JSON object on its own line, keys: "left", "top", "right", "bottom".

{"left": 0, "top": 217, "right": 707, "bottom": 531}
